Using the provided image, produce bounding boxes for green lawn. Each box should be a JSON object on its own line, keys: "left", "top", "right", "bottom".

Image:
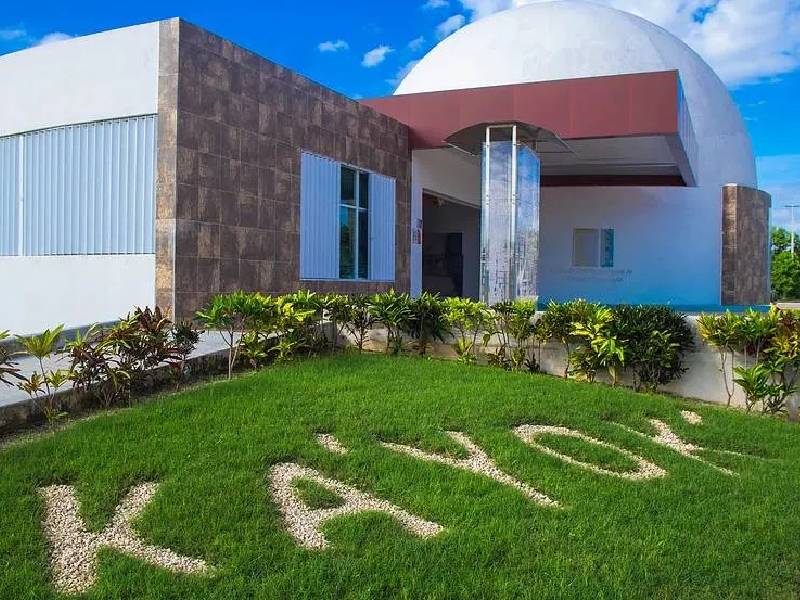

{"left": 2, "top": 354, "right": 799, "bottom": 599}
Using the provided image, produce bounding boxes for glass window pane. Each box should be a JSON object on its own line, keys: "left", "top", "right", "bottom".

{"left": 573, "top": 228, "right": 600, "bottom": 267}
{"left": 359, "top": 172, "right": 370, "bottom": 209}
{"left": 358, "top": 210, "right": 369, "bottom": 279}
{"left": 341, "top": 167, "right": 356, "bottom": 206}
{"left": 339, "top": 206, "right": 356, "bottom": 279}
{"left": 601, "top": 229, "right": 615, "bottom": 268}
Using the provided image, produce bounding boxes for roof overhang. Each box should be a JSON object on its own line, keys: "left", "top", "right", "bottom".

{"left": 362, "top": 70, "right": 698, "bottom": 187}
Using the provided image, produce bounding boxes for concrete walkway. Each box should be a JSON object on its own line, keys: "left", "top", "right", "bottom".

{"left": 1, "top": 332, "right": 231, "bottom": 409}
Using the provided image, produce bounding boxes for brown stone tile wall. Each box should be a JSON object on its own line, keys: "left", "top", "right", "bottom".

{"left": 721, "top": 184, "right": 771, "bottom": 305}
{"left": 156, "top": 19, "right": 411, "bottom": 320}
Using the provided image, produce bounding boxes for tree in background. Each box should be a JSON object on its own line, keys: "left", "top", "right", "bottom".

{"left": 772, "top": 227, "right": 793, "bottom": 255}
{"left": 771, "top": 227, "right": 800, "bottom": 300}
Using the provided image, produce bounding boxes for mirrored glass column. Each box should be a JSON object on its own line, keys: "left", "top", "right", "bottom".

{"left": 479, "top": 125, "right": 541, "bottom": 305}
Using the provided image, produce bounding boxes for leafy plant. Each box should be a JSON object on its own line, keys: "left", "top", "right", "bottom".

{"left": 484, "top": 300, "right": 539, "bottom": 372}
{"left": 444, "top": 297, "right": 489, "bottom": 365}
{"left": 611, "top": 306, "right": 694, "bottom": 392}
{"left": 65, "top": 326, "right": 130, "bottom": 409}
{"left": 282, "top": 290, "right": 328, "bottom": 354}
{"left": 407, "top": 292, "right": 449, "bottom": 357}
{"left": 698, "top": 311, "right": 741, "bottom": 406}
{"left": 370, "top": 290, "right": 413, "bottom": 355}
{"left": 571, "top": 306, "right": 625, "bottom": 385}
{"left": 342, "top": 295, "right": 375, "bottom": 353}
{"left": 0, "top": 330, "right": 23, "bottom": 388}
{"left": 269, "top": 297, "right": 318, "bottom": 363}
{"left": 16, "top": 325, "right": 69, "bottom": 425}
{"left": 734, "top": 361, "right": 796, "bottom": 415}
{"left": 325, "top": 294, "right": 352, "bottom": 350}
{"left": 538, "top": 300, "right": 599, "bottom": 378}
{"left": 170, "top": 320, "right": 201, "bottom": 391}
{"left": 197, "top": 291, "right": 263, "bottom": 379}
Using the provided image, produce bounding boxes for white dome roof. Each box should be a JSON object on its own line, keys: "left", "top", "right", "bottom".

{"left": 397, "top": 0, "right": 756, "bottom": 188}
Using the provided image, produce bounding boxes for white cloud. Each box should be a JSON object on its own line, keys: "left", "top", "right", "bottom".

{"left": 0, "top": 27, "right": 26, "bottom": 42}
{"left": 388, "top": 60, "right": 421, "bottom": 87}
{"left": 436, "top": 14, "right": 467, "bottom": 38}
{"left": 454, "top": 0, "right": 800, "bottom": 87}
{"left": 318, "top": 39, "right": 349, "bottom": 53}
{"left": 362, "top": 45, "right": 393, "bottom": 67}
{"left": 36, "top": 32, "right": 72, "bottom": 46}
{"left": 758, "top": 154, "right": 800, "bottom": 230}
{"left": 422, "top": 0, "right": 449, "bottom": 9}
{"left": 408, "top": 36, "right": 426, "bottom": 51}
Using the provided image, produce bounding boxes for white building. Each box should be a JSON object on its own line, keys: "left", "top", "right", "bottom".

{"left": 0, "top": 2, "right": 770, "bottom": 334}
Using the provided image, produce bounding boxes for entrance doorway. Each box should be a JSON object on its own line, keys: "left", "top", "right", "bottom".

{"left": 422, "top": 193, "right": 480, "bottom": 299}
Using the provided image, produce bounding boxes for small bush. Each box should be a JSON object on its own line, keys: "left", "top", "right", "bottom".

{"left": 611, "top": 305, "right": 694, "bottom": 392}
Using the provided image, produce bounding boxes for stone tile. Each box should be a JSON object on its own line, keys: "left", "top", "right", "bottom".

{"left": 176, "top": 184, "right": 198, "bottom": 220}
{"left": 219, "top": 158, "right": 241, "bottom": 193}
{"left": 239, "top": 194, "right": 259, "bottom": 226}
{"left": 219, "top": 124, "right": 241, "bottom": 159}
{"left": 176, "top": 219, "right": 199, "bottom": 257}
{"left": 240, "top": 163, "right": 259, "bottom": 196}
{"left": 198, "top": 187, "right": 221, "bottom": 223}
{"left": 175, "top": 256, "right": 198, "bottom": 293}
{"left": 198, "top": 222, "right": 220, "bottom": 258}
{"left": 241, "top": 131, "right": 259, "bottom": 165}
{"left": 197, "top": 258, "right": 220, "bottom": 293}
{"left": 219, "top": 191, "right": 240, "bottom": 227}
{"left": 198, "top": 153, "right": 220, "bottom": 189}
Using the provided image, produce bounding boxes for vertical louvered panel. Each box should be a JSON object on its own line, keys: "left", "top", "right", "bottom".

{"left": 300, "top": 151, "right": 340, "bottom": 280}
{"left": 369, "top": 173, "right": 396, "bottom": 282}
{"left": 0, "top": 136, "right": 20, "bottom": 255}
{"left": 22, "top": 115, "right": 157, "bottom": 256}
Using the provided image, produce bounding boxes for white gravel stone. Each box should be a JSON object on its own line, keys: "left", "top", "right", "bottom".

{"left": 681, "top": 410, "right": 703, "bottom": 425}
{"left": 316, "top": 433, "right": 349, "bottom": 455}
{"left": 621, "top": 418, "right": 739, "bottom": 476}
{"left": 513, "top": 425, "right": 667, "bottom": 481}
{"left": 269, "top": 462, "right": 444, "bottom": 550}
{"left": 382, "top": 431, "right": 559, "bottom": 508}
{"left": 38, "top": 483, "right": 213, "bottom": 595}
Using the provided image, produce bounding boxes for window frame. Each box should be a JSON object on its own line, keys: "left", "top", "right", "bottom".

{"left": 338, "top": 164, "right": 370, "bottom": 281}
{"left": 572, "top": 227, "right": 615, "bottom": 269}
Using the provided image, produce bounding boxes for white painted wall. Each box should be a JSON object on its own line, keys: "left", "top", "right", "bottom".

{"left": 538, "top": 186, "right": 720, "bottom": 305}
{"left": 414, "top": 148, "right": 723, "bottom": 305}
{"left": 0, "top": 255, "right": 155, "bottom": 335}
{"left": 414, "top": 149, "right": 481, "bottom": 207}
{"left": 0, "top": 22, "right": 159, "bottom": 137}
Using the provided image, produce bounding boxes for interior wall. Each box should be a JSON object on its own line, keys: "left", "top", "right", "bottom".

{"left": 423, "top": 200, "right": 481, "bottom": 299}
{"left": 412, "top": 149, "right": 481, "bottom": 298}
{"left": 0, "top": 255, "right": 155, "bottom": 335}
{"left": 0, "top": 23, "right": 159, "bottom": 137}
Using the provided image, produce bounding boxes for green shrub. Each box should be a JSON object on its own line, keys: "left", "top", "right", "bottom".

{"left": 611, "top": 305, "right": 694, "bottom": 392}
{"left": 16, "top": 325, "right": 70, "bottom": 425}
{"left": 370, "top": 290, "right": 413, "bottom": 355}
{"left": 0, "top": 330, "right": 23, "bottom": 388}
{"left": 342, "top": 294, "right": 375, "bottom": 353}
{"left": 407, "top": 292, "right": 449, "bottom": 357}
{"left": 324, "top": 294, "right": 352, "bottom": 350}
{"left": 484, "top": 300, "right": 539, "bottom": 372}
{"left": 538, "top": 299, "right": 600, "bottom": 378}
{"left": 444, "top": 297, "right": 489, "bottom": 365}
{"left": 570, "top": 305, "right": 625, "bottom": 385}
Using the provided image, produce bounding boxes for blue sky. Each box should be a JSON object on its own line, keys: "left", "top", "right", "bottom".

{"left": 2, "top": 0, "right": 799, "bottom": 228}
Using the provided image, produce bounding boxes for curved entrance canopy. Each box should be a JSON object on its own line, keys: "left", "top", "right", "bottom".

{"left": 362, "top": 70, "right": 698, "bottom": 188}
